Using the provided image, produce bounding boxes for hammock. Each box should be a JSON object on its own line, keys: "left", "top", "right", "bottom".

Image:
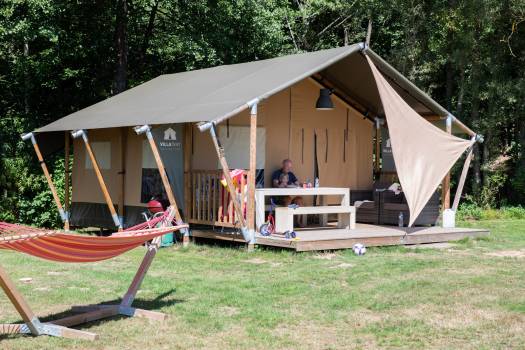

{"left": 0, "top": 210, "right": 182, "bottom": 263}
{"left": 0, "top": 207, "right": 188, "bottom": 341}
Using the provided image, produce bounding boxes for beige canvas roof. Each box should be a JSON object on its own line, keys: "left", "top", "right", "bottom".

{"left": 37, "top": 43, "right": 455, "bottom": 133}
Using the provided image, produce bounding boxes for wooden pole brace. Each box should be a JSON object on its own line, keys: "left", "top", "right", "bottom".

{"left": 208, "top": 123, "right": 253, "bottom": 243}
{"left": 247, "top": 102, "right": 258, "bottom": 234}
{"left": 374, "top": 117, "right": 382, "bottom": 176}
{"left": 0, "top": 263, "right": 41, "bottom": 335}
{"left": 452, "top": 139, "right": 476, "bottom": 211}
{"left": 1, "top": 261, "right": 99, "bottom": 340}
{"left": 71, "top": 129, "right": 122, "bottom": 231}
{"left": 64, "top": 131, "right": 70, "bottom": 230}
{"left": 134, "top": 125, "right": 189, "bottom": 241}
{"left": 21, "top": 132, "right": 69, "bottom": 228}
{"left": 442, "top": 115, "right": 452, "bottom": 210}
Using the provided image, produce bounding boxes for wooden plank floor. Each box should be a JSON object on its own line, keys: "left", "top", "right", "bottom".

{"left": 190, "top": 224, "right": 489, "bottom": 251}
{"left": 255, "top": 224, "right": 489, "bottom": 251}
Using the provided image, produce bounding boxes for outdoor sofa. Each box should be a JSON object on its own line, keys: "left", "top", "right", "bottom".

{"left": 351, "top": 189, "right": 440, "bottom": 226}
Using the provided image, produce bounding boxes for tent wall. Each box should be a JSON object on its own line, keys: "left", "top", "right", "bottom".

{"left": 72, "top": 128, "right": 124, "bottom": 205}
{"left": 71, "top": 127, "right": 169, "bottom": 227}
{"left": 191, "top": 78, "right": 374, "bottom": 190}
{"left": 70, "top": 77, "right": 373, "bottom": 228}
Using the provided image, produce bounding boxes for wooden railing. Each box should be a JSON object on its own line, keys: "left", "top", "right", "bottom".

{"left": 187, "top": 170, "right": 248, "bottom": 228}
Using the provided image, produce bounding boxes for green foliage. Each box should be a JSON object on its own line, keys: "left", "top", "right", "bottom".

{"left": 457, "top": 203, "right": 525, "bottom": 221}
{"left": 0, "top": 155, "right": 69, "bottom": 227}
{"left": 0, "top": 0, "right": 524, "bottom": 226}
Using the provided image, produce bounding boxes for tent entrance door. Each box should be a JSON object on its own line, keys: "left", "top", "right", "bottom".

{"left": 141, "top": 124, "right": 185, "bottom": 210}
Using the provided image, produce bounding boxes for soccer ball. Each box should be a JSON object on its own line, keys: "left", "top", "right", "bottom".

{"left": 352, "top": 243, "right": 367, "bottom": 256}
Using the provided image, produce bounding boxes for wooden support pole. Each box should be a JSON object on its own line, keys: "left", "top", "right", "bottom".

{"left": 374, "top": 118, "right": 381, "bottom": 176}
{"left": 208, "top": 123, "right": 250, "bottom": 240}
{"left": 52, "top": 306, "right": 120, "bottom": 328}
{"left": 72, "top": 130, "right": 122, "bottom": 230}
{"left": 247, "top": 103, "right": 257, "bottom": 233}
{"left": 118, "top": 127, "right": 127, "bottom": 225}
{"left": 0, "top": 264, "right": 40, "bottom": 335}
{"left": 452, "top": 144, "right": 475, "bottom": 211}
{"left": 184, "top": 123, "right": 192, "bottom": 221}
{"left": 22, "top": 133, "right": 68, "bottom": 229}
{"left": 0, "top": 263, "right": 101, "bottom": 340}
{"left": 120, "top": 208, "right": 176, "bottom": 307}
{"left": 134, "top": 125, "right": 188, "bottom": 243}
{"left": 442, "top": 116, "right": 452, "bottom": 210}
{"left": 146, "top": 131, "right": 177, "bottom": 207}
{"left": 64, "top": 131, "right": 70, "bottom": 231}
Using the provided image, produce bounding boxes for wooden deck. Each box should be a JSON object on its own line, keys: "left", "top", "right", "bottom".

{"left": 190, "top": 224, "right": 489, "bottom": 251}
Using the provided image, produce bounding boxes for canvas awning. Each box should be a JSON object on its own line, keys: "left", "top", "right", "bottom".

{"left": 36, "top": 43, "right": 464, "bottom": 133}
{"left": 365, "top": 55, "right": 475, "bottom": 226}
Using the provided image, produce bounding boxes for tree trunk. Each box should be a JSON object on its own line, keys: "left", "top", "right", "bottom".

{"left": 482, "top": 131, "right": 490, "bottom": 187}
{"left": 445, "top": 62, "right": 453, "bottom": 112}
{"left": 24, "top": 40, "right": 29, "bottom": 115}
{"left": 137, "top": 0, "right": 160, "bottom": 75}
{"left": 114, "top": 0, "right": 128, "bottom": 94}
{"left": 470, "top": 82, "right": 481, "bottom": 195}
{"left": 456, "top": 60, "right": 465, "bottom": 118}
{"left": 519, "top": 120, "right": 525, "bottom": 170}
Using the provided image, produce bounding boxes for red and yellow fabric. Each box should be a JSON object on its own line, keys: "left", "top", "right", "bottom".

{"left": 0, "top": 221, "right": 185, "bottom": 263}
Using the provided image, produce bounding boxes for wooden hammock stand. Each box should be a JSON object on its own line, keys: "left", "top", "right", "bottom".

{"left": 0, "top": 210, "right": 183, "bottom": 341}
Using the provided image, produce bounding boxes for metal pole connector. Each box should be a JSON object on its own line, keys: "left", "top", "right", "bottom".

{"left": 247, "top": 98, "right": 259, "bottom": 115}
{"left": 134, "top": 124, "right": 151, "bottom": 135}
{"left": 21, "top": 132, "right": 36, "bottom": 144}
{"left": 71, "top": 129, "right": 88, "bottom": 142}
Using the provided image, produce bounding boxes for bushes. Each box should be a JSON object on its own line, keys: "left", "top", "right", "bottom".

{"left": 457, "top": 203, "right": 525, "bottom": 221}
{"left": 0, "top": 155, "right": 69, "bottom": 228}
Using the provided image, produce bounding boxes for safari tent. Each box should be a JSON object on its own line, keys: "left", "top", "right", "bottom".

{"left": 23, "top": 43, "right": 488, "bottom": 250}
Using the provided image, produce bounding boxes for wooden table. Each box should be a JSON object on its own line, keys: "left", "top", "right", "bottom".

{"left": 255, "top": 187, "right": 350, "bottom": 231}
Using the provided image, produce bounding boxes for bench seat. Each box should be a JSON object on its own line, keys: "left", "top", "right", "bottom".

{"left": 274, "top": 205, "right": 356, "bottom": 233}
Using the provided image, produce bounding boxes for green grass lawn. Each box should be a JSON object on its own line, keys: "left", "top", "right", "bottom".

{"left": 1, "top": 220, "right": 525, "bottom": 349}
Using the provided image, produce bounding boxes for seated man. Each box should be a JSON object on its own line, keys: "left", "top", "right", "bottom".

{"left": 272, "top": 159, "right": 306, "bottom": 227}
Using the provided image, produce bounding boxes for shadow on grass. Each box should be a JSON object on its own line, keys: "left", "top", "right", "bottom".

{"left": 0, "top": 289, "right": 183, "bottom": 339}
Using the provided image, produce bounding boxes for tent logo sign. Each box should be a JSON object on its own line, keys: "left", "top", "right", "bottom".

{"left": 159, "top": 127, "right": 181, "bottom": 150}
{"left": 164, "top": 128, "right": 177, "bottom": 141}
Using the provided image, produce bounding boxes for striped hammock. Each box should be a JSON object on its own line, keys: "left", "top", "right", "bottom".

{"left": 0, "top": 211, "right": 186, "bottom": 263}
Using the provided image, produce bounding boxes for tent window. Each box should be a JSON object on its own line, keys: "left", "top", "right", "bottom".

{"left": 218, "top": 125, "right": 265, "bottom": 187}
{"left": 85, "top": 142, "right": 111, "bottom": 170}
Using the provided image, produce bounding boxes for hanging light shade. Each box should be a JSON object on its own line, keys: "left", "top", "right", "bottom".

{"left": 315, "top": 88, "right": 334, "bottom": 110}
